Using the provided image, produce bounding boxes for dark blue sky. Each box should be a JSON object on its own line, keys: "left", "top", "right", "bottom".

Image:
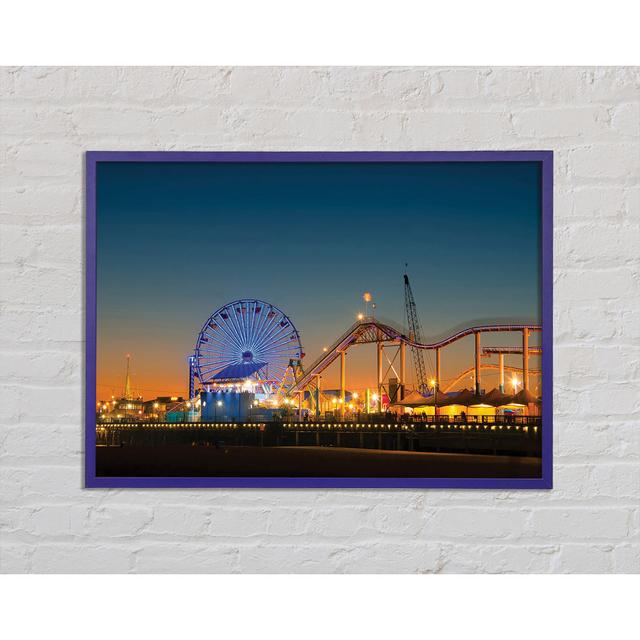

{"left": 97, "top": 161, "right": 541, "bottom": 397}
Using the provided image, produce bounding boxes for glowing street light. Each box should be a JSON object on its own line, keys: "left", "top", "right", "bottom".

{"left": 512, "top": 376, "right": 519, "bottom": 393}
{"left": 357, "top": 313, "right": 364, "bottom": 321}
{"left": 363, "top": 292, "right": 372, "bottom": 316}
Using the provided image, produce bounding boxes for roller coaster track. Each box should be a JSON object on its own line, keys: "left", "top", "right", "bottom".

{"left": 442, "top": 364, "right": 542, "bottom": 393}
{"left": 290, "top": 318, "right": 541, "bottom": 394}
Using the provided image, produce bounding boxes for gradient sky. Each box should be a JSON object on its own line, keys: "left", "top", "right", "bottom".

{"left": 96, "top": 160, "right": 541, "bottom": 399}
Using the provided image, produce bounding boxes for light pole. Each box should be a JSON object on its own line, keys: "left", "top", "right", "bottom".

{"left": 363, "top": 292, "right": 372, "bottom": 317}
{"left": 431, "top": 378, "right": 437, "bottom": 421}
{"left": 215, "top": 399, "right": 223, "bottom": 422}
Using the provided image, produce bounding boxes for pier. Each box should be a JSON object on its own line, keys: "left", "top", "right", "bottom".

{"left": 97, "top": 415, "right": 541, "bottom": 457}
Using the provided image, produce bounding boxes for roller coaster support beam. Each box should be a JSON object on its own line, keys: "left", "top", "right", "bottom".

{"left": 314, "top": 374, "right": 321, "bottom": 419}
{"left": 499, "top": 353, "right": 505, "bottom": 392}
{"left": 377, "top": 342, "right": 383, "bottom": 401}
{"left": 475, "top": 332, "right": 481, "bottom": 395}
{"left": 399, "top": 341, "right": 406, "bottom": 400}
{"left": 522, "top": 328, "right": 530, "bottom": 391}
{"left": 339, "top": 350, "right": 346, "bottom": 418}
{"left": 436, "top": 347, "right": 441, "bottom": 390}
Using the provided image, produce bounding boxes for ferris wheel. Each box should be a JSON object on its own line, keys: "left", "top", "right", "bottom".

{"left": 193, "top": 299, "right": 304, "bottom": 395}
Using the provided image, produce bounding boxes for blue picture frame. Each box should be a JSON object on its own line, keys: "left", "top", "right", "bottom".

{"left": 85, "top": 151, "right": 553, "bottom": 489}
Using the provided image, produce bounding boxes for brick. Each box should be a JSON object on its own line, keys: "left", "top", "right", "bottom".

{"left": 134, "top": 543, "right": 239, "bottom": 573}
{"left": 610, "top": 102, "right": 640, "bottom": 137}
{"left": 426, "top": 507, "right": 528, "bottom": 539}
{"left": 207, "top": 508, "right": 270, "bottom": 537}
{"left": 336, "top": 541, "right": 442, "bottom": 573}
{"left": 554, "top": 544, "right": 615, "bottom": 572}
{"left": 482, "top": 68, "right": 534, "bottom": 102}
{"left": 30, "top": 544, "right": 133, "bottom": 573}
{"left": 530, "top": 508, "right": 632, "bottom": 539}
{"left": 612, "top": 544, "right": 640, "bottom": 573}
{"left": 569, "top": 144, "right": 640, "bottom": 180}
{"left": 145, "top": 506, "right": 210, "bottom": 537}
{"left": 403, "top": 111, "right": 513, "bottom": 143}
{"left": 431, "top": 68, "right": 483, "bottom": 100}
{"left": 439, "top": 544, "right": 558, "bottom": 573}
{"left": 514, "top": 107, "right": 610, "bottom": 139}
{"left": 0, "top": 544, "right": 32, "bottom": 572}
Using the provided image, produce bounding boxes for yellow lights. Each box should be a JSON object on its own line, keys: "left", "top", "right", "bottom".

{"left": 153, "top": 402, "right": 159, "bottom": 409}
{"left": 331, "top": 398, "right": 337, "bottom": 405}
{"left": 216, "top": 400, "right": 223, "bottom": 407}
{"left": 322, "top": 347, "right": 328, "bottom": 352}
{"left": 511, "top": 376, "right": 519, "bottom": 392}
{"left": 363, "top": 292, "right": 372, "bottom": 303}
{"left": 348, "top": 404, "right": 354, "bottom": 410}
{"left": 430, "top": 379, "right": 436, "bottom": 388}
{"left": 186, "top": 402, "right": 192, "bottom": 408}
{"left": 372, "top": 393, "right": 379, "bottom": 402}
{"left": 357, "top": 313, "right": 364, "bottom": 320}
{"left": 352, "top": 392, "right": 359, "bottom": 399}
{"left": 170, "top": 396, "right": 178, "bottom": 401}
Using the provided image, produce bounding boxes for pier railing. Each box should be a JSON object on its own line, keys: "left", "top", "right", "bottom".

{"left": 96, "top": 417, "right": 542, "bottom": 457}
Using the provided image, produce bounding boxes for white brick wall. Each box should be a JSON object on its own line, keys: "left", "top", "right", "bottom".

{"left": 1, "top": 66, "right": 638, "bottom": 573}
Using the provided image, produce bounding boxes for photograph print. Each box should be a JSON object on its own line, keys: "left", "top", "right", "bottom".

{"left": 86, "top": 151, "right": 552, "bottom": 488}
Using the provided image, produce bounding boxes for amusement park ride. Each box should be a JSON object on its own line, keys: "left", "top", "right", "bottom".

{"left": 190, "top": 299, "right": 305, "bottom": 402}
{"left": 186, "top": 272, "right": 542, "bottom": 419}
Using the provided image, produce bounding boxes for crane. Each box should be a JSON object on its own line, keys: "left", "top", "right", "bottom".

{"left": 404, "top": 269, "right": 428, "bottom": 394}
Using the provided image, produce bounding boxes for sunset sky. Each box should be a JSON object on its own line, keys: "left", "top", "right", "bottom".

{"left": 96, "top": 160, "right": 541, "bottom": 399}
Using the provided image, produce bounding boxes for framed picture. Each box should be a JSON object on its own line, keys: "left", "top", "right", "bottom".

{"left": 86, "top": 151, "right": 552, "bottom": 488}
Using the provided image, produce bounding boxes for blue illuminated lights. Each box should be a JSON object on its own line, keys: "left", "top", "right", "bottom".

{"left": 193, "top": 299, "right": 303, "bottom": 396}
